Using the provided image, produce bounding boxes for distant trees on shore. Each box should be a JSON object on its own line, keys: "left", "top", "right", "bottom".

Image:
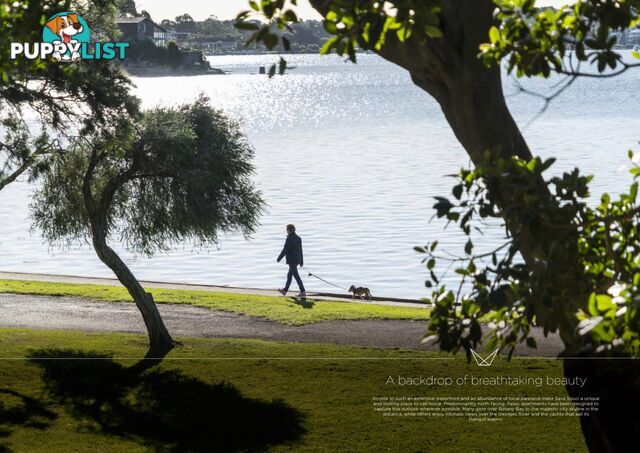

{"left": 161, "top": 14, "right": 328, "bottom": 53}
{"left": 117, "top": 1, "right": 328, "bottom": 54}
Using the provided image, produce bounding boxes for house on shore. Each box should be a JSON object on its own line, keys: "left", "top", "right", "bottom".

{"left": 116, "top": 16, "right": 168, "bottom": 46}
{"left": 115, "top": 16, "right": 223, "bottom": 75}
{"left": 167, "top": 31, "right": 193, "bottom": 46}
{"left": 214, "top": 38, "right": 238, "bottom": 53}
{"left": 188, "top": 37, "right": 239, "bottom": 53}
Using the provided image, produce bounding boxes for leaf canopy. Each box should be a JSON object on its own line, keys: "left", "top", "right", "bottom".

{"left": 32, "top": 96, "right": 265, "bottom": 256}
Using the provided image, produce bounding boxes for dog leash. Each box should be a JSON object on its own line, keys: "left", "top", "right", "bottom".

{"left": 307, "top": 270, "right": 349, "bottom": 292}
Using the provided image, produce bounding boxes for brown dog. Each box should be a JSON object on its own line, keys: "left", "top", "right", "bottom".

{"left": 348, "top": 285, "right": 372, "bottom": 300}
{"left": 45, "top": 13, "right": 84, "bottom": 61}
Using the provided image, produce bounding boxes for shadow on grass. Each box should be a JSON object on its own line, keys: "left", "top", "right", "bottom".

{"left": 291, "top": 297, "right": 315, "bottom": 309}
{"left": 0, "top": 388, "right": 57, "bottom": 452}
{"left": 27, "top": 349, "right": 306, "bottom": 452}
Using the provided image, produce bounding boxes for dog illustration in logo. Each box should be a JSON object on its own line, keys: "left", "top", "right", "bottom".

{"left": 45, "top": 13, "right": 83, "bottom": 61}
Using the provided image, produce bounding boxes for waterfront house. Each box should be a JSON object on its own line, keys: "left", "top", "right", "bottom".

{"left": 214, "top": 39, "right": 238, "bottom": 52}
{"left": 116, "top": 16, "right": 168, "bottom": 46}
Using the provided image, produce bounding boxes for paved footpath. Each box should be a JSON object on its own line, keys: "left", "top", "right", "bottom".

{"left": 0, "top": 292, "right": 565, "bottom": 357}
{"left": 0, "top": 271, "right": 427, "bottom": 308}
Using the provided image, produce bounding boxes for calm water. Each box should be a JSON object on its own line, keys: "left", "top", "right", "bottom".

{"left": 0, "top": 53, "right": 639, "bottom": 298}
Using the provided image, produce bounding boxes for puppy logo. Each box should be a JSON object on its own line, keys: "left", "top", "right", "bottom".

{"left": 10, "top": 12, "right": 128, "bottom": 62}
{"left": 42, "top": 12, "right": 90, "bottom": 62}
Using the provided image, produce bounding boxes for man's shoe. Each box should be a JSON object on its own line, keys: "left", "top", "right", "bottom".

{"left": 278, "top": 288, "right": 287, "bottom": 296}
{"left": 297, "top": 291, "right": 307, "bottom": 298}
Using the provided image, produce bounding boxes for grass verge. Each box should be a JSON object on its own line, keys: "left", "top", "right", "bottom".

{"left": 0, "top": 278, "right": 431, "bottom": 325}
{"left": 0, "top": 328, "right": 586, "bottom": 452}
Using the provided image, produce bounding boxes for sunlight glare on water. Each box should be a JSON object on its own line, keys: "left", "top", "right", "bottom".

{"left": 0, "top": 53, "right": 638, "bottom": 298}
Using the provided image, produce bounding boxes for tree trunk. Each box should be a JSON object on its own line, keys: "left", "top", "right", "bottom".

{"left": 563, "top": 358, "right": 640, "bottom": 452}
{"left": 421, "top": 54, "right": 631, "bottom": 453}
{"left": 431, "top": 60, "right": 640, "bottom": 450}
{"left": 81, "top": 150, "right": 174, "bottom": 354}
{"left": 411, "top": 45, "right": 634, "bottom": 453}
{"left": 307, "top": 1, "right": 634, "bottom": 449}
{"left": 92, "top": 233, "right": 174, "bottom": 354}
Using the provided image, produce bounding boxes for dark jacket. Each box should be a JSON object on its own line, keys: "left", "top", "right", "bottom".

{"left": 277, "top": 232, "right": 303, "bottom": 266}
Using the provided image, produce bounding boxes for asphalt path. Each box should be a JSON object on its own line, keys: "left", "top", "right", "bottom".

{"left": 0, "top": 293, "right": 565, "bottom": 357}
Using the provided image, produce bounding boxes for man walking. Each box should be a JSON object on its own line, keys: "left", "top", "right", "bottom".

{"left": 277, "top": 224, "right": 306, "bottom": 297}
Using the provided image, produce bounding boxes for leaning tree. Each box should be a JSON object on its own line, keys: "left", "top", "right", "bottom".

{"left": 31, "top": 96, "right": 264, "bottom": 353}
{"left": 238, "top": 0, "right": 640, "bottom": 450}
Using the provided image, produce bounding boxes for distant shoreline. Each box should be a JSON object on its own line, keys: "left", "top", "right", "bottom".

{"left": 121, "top": 66, "right": 226, "bottom": 77}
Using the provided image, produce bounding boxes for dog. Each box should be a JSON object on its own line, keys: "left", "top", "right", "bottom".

{"left": 45, "top": 13, "right": 83, "bottom": 62}
{"left": 348, "top": 285, "right": 372, "bottom": 300}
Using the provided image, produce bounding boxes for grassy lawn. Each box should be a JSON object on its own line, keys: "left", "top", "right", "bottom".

{"left": 0, "top": 279, "right": 431, "bottom": 325}
{"left": 0, "top": 328, "right": 586, "bottom": 452}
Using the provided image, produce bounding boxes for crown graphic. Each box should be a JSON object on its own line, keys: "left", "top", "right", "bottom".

{"left": 470, "top": 348, "right": 499, "bottom": 367}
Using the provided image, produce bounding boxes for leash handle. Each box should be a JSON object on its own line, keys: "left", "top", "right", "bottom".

{"left": 307, "top": 271, "right": 349, "bottom": 292}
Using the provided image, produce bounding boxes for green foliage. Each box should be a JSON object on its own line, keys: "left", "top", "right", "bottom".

{"left": 0, "top": 0, "right": 60, "bottom": 87}
{"left": 116, "top": 0, "right": 137, "bottom": 17}
{"left": 126, "top": 39, "right": 211, "bottom": 71}
{"left": 317, "top": 0, "right": 442, "bottom": 59}
{"left": 235, "top": 1, "right": 299, "bottom": 75}
{"left": 1, "top": 1, "right": 137, "bottom": 127}
{"left": 31, "top": 96, "right": 264, "bottom": 256}
{"left": 166, "top": 41, "right": 181, "bottom": 68}
{"left": 241, "top": 0, "right": 640, "bottom": 79}
{"left": 0, "top": 1, "right": 139, "bottom": 193}
{"left": 481, "top": 0, "right": 640, "bottom": 77}
{"left": 238, "top": 1, "right": 640, "bottom": 364}
{"left": 0, "top": 116, "right": 58, "bottom": 190}
{"left": 158, "top": 13, "right": 326, "bottom": 55}
{"left": 417, "top": 151, "right": 640, "bottom": 357}
{"left": 175, "top": 13, "right": 195, "bottom": 24}
{"left": 236, "top": 0, "right": 442, "bottom": 71}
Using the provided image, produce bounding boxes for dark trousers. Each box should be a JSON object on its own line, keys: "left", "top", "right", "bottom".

{"left": 285, "top": 264, "right": 305, "bottom": 292}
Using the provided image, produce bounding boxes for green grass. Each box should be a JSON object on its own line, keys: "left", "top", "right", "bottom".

{"left": 0, "top": 278, "right": 431, "bottom": 325}
{"left": 0, "top": 328, "right": 586, "bottom": 452}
